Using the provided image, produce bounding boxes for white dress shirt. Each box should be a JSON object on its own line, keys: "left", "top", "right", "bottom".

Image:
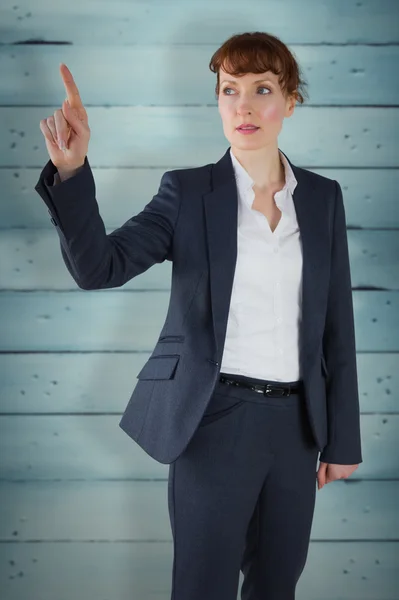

{"left": 220, "top": 148, "right": 303, "bottom": 382}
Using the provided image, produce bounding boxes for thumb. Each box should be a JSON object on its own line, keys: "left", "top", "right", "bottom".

{"left": 317, "top": 462, "right": 327, "bottom": 489}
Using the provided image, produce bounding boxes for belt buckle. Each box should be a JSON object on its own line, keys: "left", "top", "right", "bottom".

{"left": 264, "top": 384, "right": 287, "bottom": 397}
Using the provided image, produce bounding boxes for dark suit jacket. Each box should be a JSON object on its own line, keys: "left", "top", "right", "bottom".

{"left": 34, "top": 146, "right": 363, "bottom": 466}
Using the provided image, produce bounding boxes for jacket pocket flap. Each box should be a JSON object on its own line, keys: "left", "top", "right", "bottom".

{"left": 137, "top": 355, "right": 180, "bottom": 380}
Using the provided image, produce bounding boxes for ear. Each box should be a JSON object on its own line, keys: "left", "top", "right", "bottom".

{"left": 285, "top": 92, "right": 297, "bottom": 117}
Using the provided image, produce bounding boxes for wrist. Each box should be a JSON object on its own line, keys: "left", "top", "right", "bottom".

{"left": 57, "top": 162, "right": 85, "bottom": 182}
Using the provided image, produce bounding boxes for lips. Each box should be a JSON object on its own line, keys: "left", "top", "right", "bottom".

{"left": 237, "top": 125, "right": 259, "bottom": 130}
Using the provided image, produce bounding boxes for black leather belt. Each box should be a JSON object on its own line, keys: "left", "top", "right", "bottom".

{"left": 219, "top": 375, "right": 302, "bottom": 397}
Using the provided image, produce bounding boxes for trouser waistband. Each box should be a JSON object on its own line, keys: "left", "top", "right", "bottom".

{"left": 219, "top": 373, "right": 303, "bottom": 397}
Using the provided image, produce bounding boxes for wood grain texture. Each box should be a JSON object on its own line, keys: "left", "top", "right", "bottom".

{"left": 1, "top": 541, "right": 397, "bottom": 600}
{"left": 0, "top": 415, "right": 395, "bottom": 480}
{"left": 2, "top": 107, "right": 398, "bottom": 167}
{"left": 1, "top": 229, "right": 398, "bottom": 290}
{"left": 1, "top": 167, "right": 399, "bottom": 229}
{"left": 1, "top": 2, "right": 398, "bottom": 597}
{"left": 1, "top": 45, "right": 398, "bottom": 106}
{"left": 0, "top": 291, "right": 398, "bottom": 352}
{"left": 0, "top": 480, "right": 397, "bottom": 539}
{"left": 1, "top": 0, "right": 398, "bottom": 44}
{"left": 0, "top": 352, "right": 396, "bottom": 414}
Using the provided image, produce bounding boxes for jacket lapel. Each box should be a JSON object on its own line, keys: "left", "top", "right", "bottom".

{"left": 203, "top": 146, "right": 328, "bottom": 378}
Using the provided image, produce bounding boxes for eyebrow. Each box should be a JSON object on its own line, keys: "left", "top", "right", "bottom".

{"left": 220, "top": 79, "right": 274, "bottom": 85}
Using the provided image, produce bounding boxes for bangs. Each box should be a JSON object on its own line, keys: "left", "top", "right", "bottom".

{"left": 220, "top": 44, "right": 285, "bottom": 88}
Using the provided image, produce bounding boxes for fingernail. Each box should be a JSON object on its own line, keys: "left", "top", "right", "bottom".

{"left": 58, "top": 140, "right": 66, "bottom": 151}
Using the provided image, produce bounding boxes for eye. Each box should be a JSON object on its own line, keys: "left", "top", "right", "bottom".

{"left": 222, "top": 86, "right": 271, "bottom": 95}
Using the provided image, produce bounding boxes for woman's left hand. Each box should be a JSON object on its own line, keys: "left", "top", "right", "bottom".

{"left": 316, "top": 461, "right": 359, "bottom": 490}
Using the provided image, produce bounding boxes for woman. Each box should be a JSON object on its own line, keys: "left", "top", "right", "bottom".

{"left": 36, "top": 31, "right": 362, "bottom": 600}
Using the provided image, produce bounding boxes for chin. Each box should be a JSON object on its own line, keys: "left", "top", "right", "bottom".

{"left": 234, "top": 136, "right": 265, "bottom": 148}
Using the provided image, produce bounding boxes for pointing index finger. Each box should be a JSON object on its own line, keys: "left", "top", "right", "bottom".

{"left": 60, "top": 63, "right": 84, "bottom": 110}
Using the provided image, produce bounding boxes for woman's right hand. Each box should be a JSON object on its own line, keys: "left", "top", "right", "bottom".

{"left": 39, "top": 63, "right": 91, "bottom": 173}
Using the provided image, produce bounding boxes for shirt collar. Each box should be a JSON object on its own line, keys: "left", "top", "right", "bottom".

{"left": 229, "top": 147, "right": 297, "bottom": 199}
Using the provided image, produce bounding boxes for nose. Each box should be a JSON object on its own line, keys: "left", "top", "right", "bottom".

{"left": 236, "top": 99, "right": 253, "bottom": 115}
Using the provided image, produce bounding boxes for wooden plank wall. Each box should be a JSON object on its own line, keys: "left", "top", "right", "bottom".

{"left": 0, "top": 1, "right": 398, "bottom": 598}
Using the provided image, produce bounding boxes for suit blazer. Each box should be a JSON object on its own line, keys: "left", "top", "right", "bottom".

{"left": 34, "top": 146, "right": 363, "bottom": 466}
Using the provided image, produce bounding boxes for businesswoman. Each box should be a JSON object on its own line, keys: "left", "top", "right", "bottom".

{"left": 36, "top": 31, "right": 362, "bottom": 600}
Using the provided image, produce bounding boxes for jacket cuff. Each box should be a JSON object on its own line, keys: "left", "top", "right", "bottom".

{"left": 319, "top": 446, "right": 363, "bottom": 465}
{"left": 34, "top": 156, "right": 97, "bottom": 237}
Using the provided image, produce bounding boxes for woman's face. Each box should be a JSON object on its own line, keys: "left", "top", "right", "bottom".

{"left": 217, "top": 66, "right": 296, "bottom": 150}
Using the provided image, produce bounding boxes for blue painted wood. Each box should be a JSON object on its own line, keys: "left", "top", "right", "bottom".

{"left": 0, "top": 480, "right": 397, "bottom": 538}
{"left": 0, "top": 352, "right": 397, "bottom": 414}
{"left": 2, "top": 168, "right": 398, "bottom": 229}
{"left": 0, "top": 541, "right": 397, "bottom": 599}
{"left": 1, "top": 45, "right": 398, "bottom": 106}
{"left": 0, "top": 415, "right": 396, "bottom": 480}
{"left": 0, "top": 291, "right": 398, "bottom": 352}
{"left": 0, "top": 106, "right": 399, "bottom": 168}
{"left": 0, "top": 229, "right": 398, "bottom": 290}
{"left": 0, "top": 1, "right": 398, "bottom": 597}
{"left": 1, "top": 0, "right": 397, "bottom": 44}
{"left": 1, "top": 107, "right": 398, "bottom": 167}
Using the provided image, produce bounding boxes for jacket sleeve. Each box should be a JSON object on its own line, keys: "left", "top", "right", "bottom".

{"left": 34, "top": 156, "right": 181, "bottom": 290}
{"left": 319, "top": 180, "right": 363, "bottom": 465}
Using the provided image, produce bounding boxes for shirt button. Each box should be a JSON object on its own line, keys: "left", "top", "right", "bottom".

{"left": 273, "top": 247, "right": 279, "bottom": 254}
{"left": 276, "top": 317, "right": 282, "bottom": 324}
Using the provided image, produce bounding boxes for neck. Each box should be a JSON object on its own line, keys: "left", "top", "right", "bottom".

{"left": 231, "top": 144, "right": 285, "bottom": 192}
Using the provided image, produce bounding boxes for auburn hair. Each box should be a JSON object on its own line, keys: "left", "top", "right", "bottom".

{"left": 209, "top": 31, "right": 308, "bottom": 104}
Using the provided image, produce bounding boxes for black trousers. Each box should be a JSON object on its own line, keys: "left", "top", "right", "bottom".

{"left": 167, "top": 372, "right": 320, "bottom": 600}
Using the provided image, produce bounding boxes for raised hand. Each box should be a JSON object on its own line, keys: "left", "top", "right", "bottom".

{"left": 39, "top": 63, "right": 91, "bottom": 172}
